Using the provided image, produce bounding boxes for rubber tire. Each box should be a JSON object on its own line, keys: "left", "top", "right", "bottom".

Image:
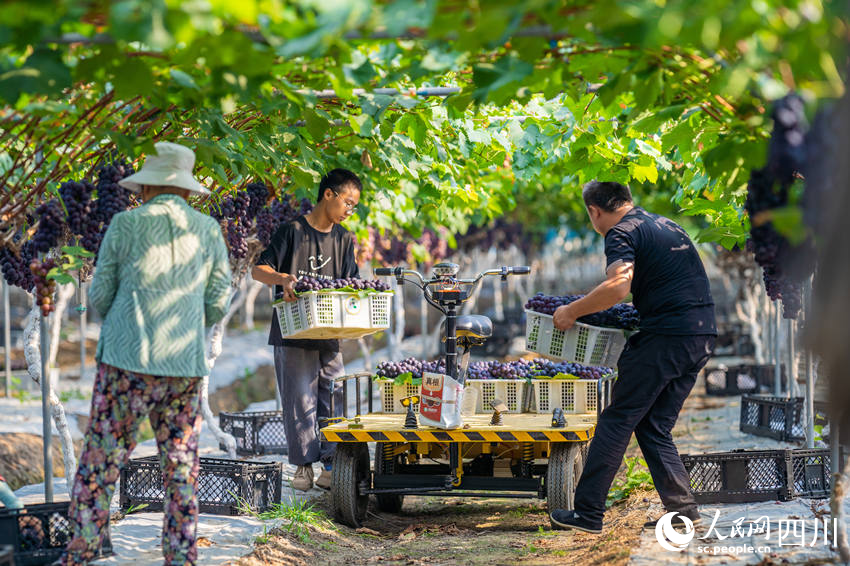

{"left": 547, "top": 443, "right": 579, "bottom": 530}
{"left": 577, "top": 441, "right": 589, "bottom": 477}
{"left": 331, "top": 443, "right": 370, "bottom": 528}
{"left": 373, "top": 443, "right": 404, "bottom": 513}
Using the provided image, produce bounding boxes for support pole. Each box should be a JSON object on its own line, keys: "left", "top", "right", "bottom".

{"left": 420, "top": 290, "right": 428, "bottom": 360}
{"left": 78, "top": 282, "right": 86, "bottom": 381}
{"left": 40, "top": 314, "right": 53, "bottom": 502}
{"left": 3, "top": 280, "right": 10, "bottom": 398}
{"left": 774, "top": 304, "right": 782, "bottom": 397}
{"left": 787, "top": 318, "right": 797, "bottom": 399}
{"left": 805, "top": 349, "right": 815, "bottom": 448}
{"left": 801, "top": 278, "right": 815, "bottom": 448}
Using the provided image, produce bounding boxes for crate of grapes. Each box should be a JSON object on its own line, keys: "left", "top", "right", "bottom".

{"left": 524, "top": 294, "right": 635, "bottom": 366}
{"left": 275, "top": 278, "right": 393, "bottom": 340}
{"left": 120, "top": 456, "right": 282, "bottom": 516}
{"left": 0, "top": 502, "right": 112, "bottom": 566}
{"left": 524, "top": 311, "right": 627, "bottom": 366}
{"left": 465, "top": 380, "right": 528, "bottom": 414}
{"left": 219, "top": 411, "right": 288, "bottom": 456}
{"left": 681, "top": 448, "right": 832, "bottom": 504}
{"left": 704, "top": 364, "right": 784, "bottom": 396}
{"left": 372, "top": 358, "right": 449, "bottom": 414}
{"left": 375, "top": 379, "right": 421, "bottom": 414}
{"left": 739, "top": 395, "right": 829, "bottom": 442}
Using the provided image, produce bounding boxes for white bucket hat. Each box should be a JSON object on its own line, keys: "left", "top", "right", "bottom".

{"left": 118, "top": 141, "right": 210, "bottom": 195}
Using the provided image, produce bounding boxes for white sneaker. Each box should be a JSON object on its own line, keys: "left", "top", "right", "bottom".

{"left": 292, "top": 465, "right": 314, "bottom": 491}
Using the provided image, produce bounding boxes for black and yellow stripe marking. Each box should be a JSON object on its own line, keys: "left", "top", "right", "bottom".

{"left": 322, "top": 428, "right": 592, "bottom": 443}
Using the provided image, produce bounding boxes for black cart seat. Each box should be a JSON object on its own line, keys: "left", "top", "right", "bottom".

{"left": 441, "top": 315, "right": 493, "bottom": 340}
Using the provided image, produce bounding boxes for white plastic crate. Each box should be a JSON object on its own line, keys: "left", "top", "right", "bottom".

{"left": 465, "top": 380, "right": 527, "bottom": 414}
{"left": 274, "top": 291, "right": 392, "bottom": 340}
{"left": 376, "top": 380, "right": 421, "bottom": 413}
{"left": 524, "top": 309, "right": 626, "bottom": 366}
{"left": 529, "top": 379, "right": 600, "bottom": 414}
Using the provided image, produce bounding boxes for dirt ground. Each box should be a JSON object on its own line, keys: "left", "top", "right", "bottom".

{"left": 0, "top": 433, "right": 82, "bottom": 489}
{"left": 233, "top": 443, "right": 656, "bottom": 566}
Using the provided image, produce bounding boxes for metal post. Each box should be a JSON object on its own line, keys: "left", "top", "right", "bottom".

{"left": 805, "top": 349, "right": 815, "bottom": 448}
{"left": 3, "top": 280, "right": 10, "bottom": 398}
{"left": 40, "top": 313, "right": 53, "bottom": 502}
{"left": 420, "top": 292, "right": 428, "bottom": 360}
{"left": 78, "top": 282, "right": 86, "bottom": 381}
{"left": 803, "top": 278, "right": 814, "bottom": 448}
{"left": 774, "top": 304, "right": 782, "bottom": 397}
{"left": 765, "top": 294, "right": 773, "bottom": 366}
{"left": 787, "top": 318, "right": 797, "bottom": 400}
{"left": 831, "top": 420, "right": 840, "bottom": 490}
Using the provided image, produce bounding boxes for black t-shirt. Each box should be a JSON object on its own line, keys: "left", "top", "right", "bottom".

{"left": 604, "top": 207, "right": 716, "bottom": 335}
{"left": 257, "top": 215, "right": 360, "bottom": 350}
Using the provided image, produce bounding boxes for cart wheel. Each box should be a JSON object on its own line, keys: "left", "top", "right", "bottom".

{"left": 546, "top": 443, "right": 580, "bottom": 530}
{"left": 331, "top": 443, "right": 370, "bottom": 527}
{"left": 374, "top": 443, "right": 404, "bottom": 513}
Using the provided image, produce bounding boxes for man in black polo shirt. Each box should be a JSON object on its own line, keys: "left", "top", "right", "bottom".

{"left": 550, "top": 181, "right": 716, "bottom": 533}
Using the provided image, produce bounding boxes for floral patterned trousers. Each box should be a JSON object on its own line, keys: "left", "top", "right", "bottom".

{"left": 61, "top": 363, "right": 202, "bottom": 566}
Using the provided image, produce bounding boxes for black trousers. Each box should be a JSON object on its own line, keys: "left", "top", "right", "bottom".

{"left": 572, "top": 332, "right": 715, "bottom": 524}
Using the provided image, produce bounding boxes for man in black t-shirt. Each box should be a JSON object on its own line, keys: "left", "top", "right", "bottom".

{"left": 549, "top": 181, "right": 716, "bottom": 534}
{"left": 252, "top": 169, "right": 361, "bottom": 491}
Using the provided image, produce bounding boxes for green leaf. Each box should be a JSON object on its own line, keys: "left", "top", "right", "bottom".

{"left": 349, "top": 113, "right": 374, "bottom": 136}
{"left": 170, "top": 69, "right": 200, "bottom": 91}
{"left": 632, "top": 68, "right": 663, "bottom": 112}
{"left": 61, "top": 246, "right": 95, "bottom": 258}
{"left": 46, "top": 269, "right": 75, "bottom": 286}
{"left": 304, "top": 109, "right": 330, "bottom": 140}
{"left": 113, "top": 58, "right": 153, "bottom": 99}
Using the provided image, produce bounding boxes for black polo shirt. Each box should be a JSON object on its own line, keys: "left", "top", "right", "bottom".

{"left": 604, "top": 207, "right": 716, "bottom": 335}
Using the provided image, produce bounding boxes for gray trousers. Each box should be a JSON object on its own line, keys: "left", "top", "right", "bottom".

{"left": 274, "top": 346, "right": 344, "bottom": 466}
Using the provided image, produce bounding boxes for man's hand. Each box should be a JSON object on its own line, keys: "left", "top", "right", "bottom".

{"left": 553, "top": 304, "right": 578, "bottom": 331}
{"left": 281, "top": 273, "right": 298, "bottom": 302}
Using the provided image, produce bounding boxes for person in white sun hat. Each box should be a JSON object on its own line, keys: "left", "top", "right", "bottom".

{"left": 59, "top": 141, "right": 231, "bottom": 566}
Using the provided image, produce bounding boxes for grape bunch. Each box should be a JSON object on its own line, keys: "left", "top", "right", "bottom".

{"left": 530, "top": 358, "right": 614, "bottom": 380}
{"left": 745, "top": 95, "right": 810, "bottom": 319}
{"left": 93, "top": 161, "right": 133, "bottom": 226}
{"left": 226, "top": 221, "right": 249, "bottom": 259}
{"left": 294, "top": 276, "right": 391, "bottom": 293}
{"left": 32, "top": 200, "right": 66, "bottom": 253}
{"left": 30, "top": 258, "right": 57, "bottom": 317}
{"left": 59, "top": 180, "right": 95, "bottom": 235}
{"left": 0, "top": 242, "right": 36, "bottom": 290}
{"left": 375, "top": 357, "right": 446, "bottom": 380}
{"left": 246, "top": 182, "right": 269, "bottom": 219}
{"left": 524, "top": 292, "right": 640, "bottom": 330}
{"left": 212, "top": 185, "right": 313, "bottom": 260}
{"left": 466, "top": 359, "right": 537, "bottom": 380}
{"left": 80, "top": 160, "right": 136, "bottom": 257}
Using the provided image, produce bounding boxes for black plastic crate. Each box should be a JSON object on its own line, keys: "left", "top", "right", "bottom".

{"left": 682, "top": 449, "right": 793, "bottom": 503}
{"left": 739, "top": 395, "right": 829, "bottom": 442}
{"left": 704, "top": 364, "right": 784, "bottom": 396}
{"left": 120, "top": 456, "right": 283, "bottom": 516}
{"left": 219, "top": 411, "right": 288, "bottom": 456}
{"left": 791, "top": 449, "right": 832, "bottom": 499}
{"left": 0, "top": 502, "right": 112, "bottom": 566}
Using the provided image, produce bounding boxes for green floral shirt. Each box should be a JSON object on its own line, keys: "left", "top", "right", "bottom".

{"left": 90, "top": 194, "right": 232, "bottom": 377}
